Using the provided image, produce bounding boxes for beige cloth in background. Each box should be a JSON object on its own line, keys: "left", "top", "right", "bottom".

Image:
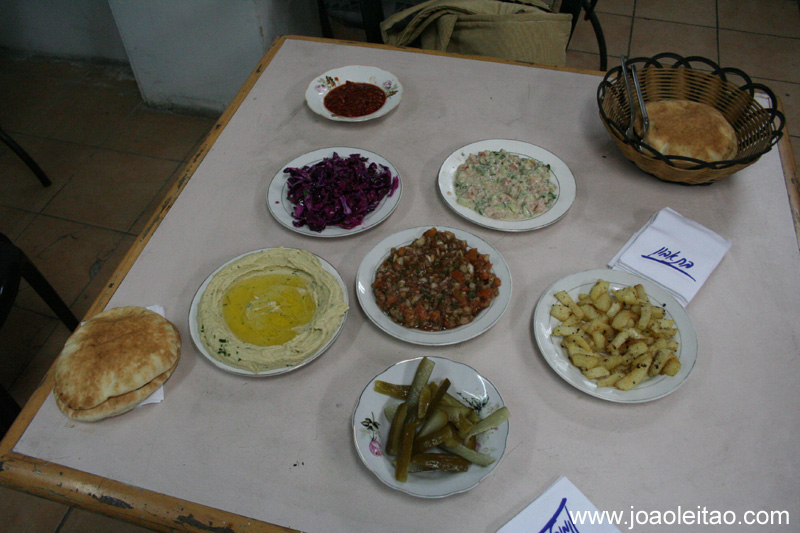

{"left": 381, "top": 0, "right": 572, "bottom": 66}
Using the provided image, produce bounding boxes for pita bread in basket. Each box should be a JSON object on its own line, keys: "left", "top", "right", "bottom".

{"left": 53, "top": 306, "right": 181, "bottom": 422}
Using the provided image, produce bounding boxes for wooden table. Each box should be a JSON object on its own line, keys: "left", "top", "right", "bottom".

{"left": 2, "top": 36, "right": 799, "bottom": 532}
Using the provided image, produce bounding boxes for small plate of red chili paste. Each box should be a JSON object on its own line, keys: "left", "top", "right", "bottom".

{"left": 355, "top": 226, "right": 512, "bottom": 345}
{"left": 306, "top": 65, "right": 402, "bottom": 122}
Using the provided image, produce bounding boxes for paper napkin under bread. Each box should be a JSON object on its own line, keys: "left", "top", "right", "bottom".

{"left": 609, "top": 207, "right": 731, "bottom": 306}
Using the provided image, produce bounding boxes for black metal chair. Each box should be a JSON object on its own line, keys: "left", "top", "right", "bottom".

{"left": 316, "top": 0, "right": 607, "bottom": 70}
{"left": 0, "top": 233, "right": 79, "bottom": 437}
{"left": 0, "top": 126, "right": 52, "bottom": 187}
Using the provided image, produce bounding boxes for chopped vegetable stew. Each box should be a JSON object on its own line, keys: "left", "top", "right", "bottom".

{"left": 372, "top": 228, "right": 500, "bottom": 331}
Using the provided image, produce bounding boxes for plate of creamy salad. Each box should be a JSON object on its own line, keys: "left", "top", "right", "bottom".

{"left": 437, "top": 139, "right": 576, "bottom": 232}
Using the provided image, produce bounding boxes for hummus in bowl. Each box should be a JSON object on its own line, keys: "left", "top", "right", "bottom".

{"left": 190, "top": 248, "right": 348, "bottom": 375}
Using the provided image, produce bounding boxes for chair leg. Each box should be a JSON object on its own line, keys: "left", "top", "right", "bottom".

{"left": 316, "top": 0, "right": 335, "bottom": 38}
{"left": 582, "top": 0, "right": 608, "bottom": 71}
{"left": 559, "top": 0, "right": 608, "bottom": 71}
{"left": 20, "top": 253, "right": 80, "bottom": 332}
{"left": 359, "top": 0, "right": 385, "bottom": 44}
{"left": 0, "top": 126, "right": 52, "bottom": 187}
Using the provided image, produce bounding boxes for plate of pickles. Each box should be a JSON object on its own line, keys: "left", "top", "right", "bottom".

{"left": 352, "top": 356, "right": 510, "bottom": 498}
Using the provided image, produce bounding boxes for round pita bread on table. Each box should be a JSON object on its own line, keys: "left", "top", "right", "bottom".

{"left": 641, "top": 99, "right": 738, "bottom": 162}
{"left": 53, "top": 306, "right": 181, "bottom": 422}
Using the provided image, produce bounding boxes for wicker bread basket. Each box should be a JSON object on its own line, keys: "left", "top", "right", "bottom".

{"left": 597, "top": 53, "right": 785, "bottom": 185}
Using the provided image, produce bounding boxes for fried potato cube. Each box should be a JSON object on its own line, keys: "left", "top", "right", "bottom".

{"left": 570, "top": 352, "right": 600, "bottom": 370}
{"left": 637, "top": 302, "right": 653, "bottom": 329}
{"left": 613, "top": 286, "right": 638, "bottom": 305}
{"left": 649, "top": 349, "right": 675, "bottom": 376}
{"left": 596, "top": 368, "right": 628, "bottom": 387}
{"left": 581, "top": 315, "right": 610, "bottom": 335}
{"left": 611, "top": 309, "right": 638, "bottom": 331}
{"left": 591, "top": 330, "right": 607, "bottom": 351}
{"left": 583, "top": 366, "right": 610, "bottom": 380}
{"left": 610, "top": 328, "right": 635, "bottom": 349}
{"left": 665, "top": 340, "right": 679, "bottom": 351}
{"left": 634, "top": 284, "right": 648, "bottom": 302}
{"left": 579, "top": 304, "right": 600, "bottom": 320}
{"left": 592, "top": 292, "right": 613, "bottom": 313}
{"left": 550, "top": 304, "right": 572, "bottom": 322}
{"left": 661, "top": 357, "right": 682, "bottom": 376}
{"left": 606, "top": 300, "right": 622, "bottom": 318}
{"left": 555, "top": 290, "right": 584, "bottom": 320}
{"left": 623, "top": 340, "right": 649, "bottom": 358}
{"left": 615, "top": 354, "right": 653, "bottom": 390}
{"left": 599, "top": 353, "right": 632, "bottom": 371}
{"left": 560, "top": 315, "right": 581, "bottom": 329}
{"left": 590, "top": 279, "right": 610, "bottom": 300}
{"left": 553, "top": 325, "right": 582, "bottom": 337}
{"left": 650, "top": 338, "right": 668, "bottom": 351}
{"left": 659, "top": 328, "right": 678, "bottom": 339}
{"left": 562, "top": 334, "right": 594, "bottom": 355}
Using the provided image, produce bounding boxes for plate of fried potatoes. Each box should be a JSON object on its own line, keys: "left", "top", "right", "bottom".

{"left": 533, "top": 269, "right": 697, "bottom": 403}
{"left": 353, "top": 356, "right": 509, "bottom": 497}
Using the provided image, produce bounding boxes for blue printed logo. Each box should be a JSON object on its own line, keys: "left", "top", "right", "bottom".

{"left": 540, "top": 498, "right": 581, "bottom": 533}
{"left": 641, "top": 247, "right": 696, "bottom": 281}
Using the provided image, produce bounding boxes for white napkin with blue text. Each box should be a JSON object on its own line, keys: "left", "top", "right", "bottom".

{"left": 499, "top": 476, "right": 620, "bottom": 532}
{"left": 608, "top": 207, "right": 731, "bottom": 307}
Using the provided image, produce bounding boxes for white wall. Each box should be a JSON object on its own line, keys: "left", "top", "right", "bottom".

{"left": 109, "top": 0, "right": 323, "bottom": 113}
{"left": 0, "top": 0, "right": 128, "bottom": 61}
{"left": 0, "top": 0, "right": 323, "bottom": 114}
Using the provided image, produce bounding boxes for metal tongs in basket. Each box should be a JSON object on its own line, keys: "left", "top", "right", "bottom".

{"left": 620, "top": 55, "right": 649, "bottom": 142}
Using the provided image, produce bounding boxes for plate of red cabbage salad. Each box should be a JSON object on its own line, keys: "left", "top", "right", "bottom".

{"left": 268, "top": 147, "right": 402, "bottom": 237}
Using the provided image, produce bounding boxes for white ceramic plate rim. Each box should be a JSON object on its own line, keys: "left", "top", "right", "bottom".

{"left": 438, "top": 139, "right": 576, "bottom": 232}
{"left": 305, "top": 65, "right": 402, "bottom": 122}
{"left": 532, "top": 268, "right": 697, "bottom": 403}
{"left": 188, "top": 248, "right": 349, "bottom": 377}
{"left": 267, "top": 147, "right": 402, "bottom": 238}
{"left": 355, "top": 226, "right": 512, "bottom": 345}
{"left": 352, "top": 356, "right": 509, "bottom": 498}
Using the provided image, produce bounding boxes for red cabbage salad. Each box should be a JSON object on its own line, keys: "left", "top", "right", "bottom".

{"left": 283, "top": 152, "right": 399, "bottom": 232}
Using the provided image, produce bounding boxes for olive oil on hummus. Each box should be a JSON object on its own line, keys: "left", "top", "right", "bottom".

{"left": 222, "top": 273, "right": 317, "bottom": 347}
{"left": 197, "top": 248, "right": 348, "bottom": 373}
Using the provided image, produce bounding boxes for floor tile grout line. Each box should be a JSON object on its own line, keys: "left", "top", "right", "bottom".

{"left": 0, "top": 128, "right": 192, "bottom": 165}
{"left": 2, "top": 209, "right": 141, "bottom": 239}
{"left": 54, "top": 506, "right": 73, "bottom": 533}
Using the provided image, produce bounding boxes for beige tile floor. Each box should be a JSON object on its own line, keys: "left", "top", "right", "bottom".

{"left": 1, "top": 1, "right": 798, "bottom": 530}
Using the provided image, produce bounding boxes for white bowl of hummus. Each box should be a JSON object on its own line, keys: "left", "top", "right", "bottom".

{"left": 189, "top": 248, "right": 348, "bottom": 376}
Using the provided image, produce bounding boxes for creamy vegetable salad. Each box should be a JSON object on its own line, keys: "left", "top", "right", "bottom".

{"left": 454, "top": 149, "right": 557, "bottom": 220}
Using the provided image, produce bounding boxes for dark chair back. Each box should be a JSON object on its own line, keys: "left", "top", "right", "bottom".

{"left": 0, "top": 233, "right": 79, "bottom": 437}
{"left": 317, "top": 0, "right": 607, "bottom": 70}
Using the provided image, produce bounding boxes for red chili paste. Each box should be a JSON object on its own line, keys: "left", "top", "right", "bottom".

{"left": 323, "top": 81, "right": 387, "bottom": 117}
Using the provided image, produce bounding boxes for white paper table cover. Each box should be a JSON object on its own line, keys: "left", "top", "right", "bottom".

{"left": 13, "top": 38, "right": 800, "bottom": 532}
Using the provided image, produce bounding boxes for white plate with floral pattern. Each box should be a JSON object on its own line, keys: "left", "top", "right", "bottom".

{"left": 306, "top": 65, "right": 402, "bottom": 122}
{"left": 353, "top": 356, "right": 509, "bottom": 498}
{"left": 532, "top": 269, "right": 697, "bottom": 402}
{"left": 438, "top": 139, "right": 576, "bottom": 232}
